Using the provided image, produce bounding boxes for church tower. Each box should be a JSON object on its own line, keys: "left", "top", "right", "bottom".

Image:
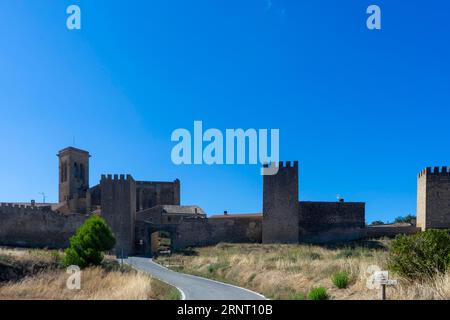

{"left": 58, "top": 147, "right": 90, "bottom": 206}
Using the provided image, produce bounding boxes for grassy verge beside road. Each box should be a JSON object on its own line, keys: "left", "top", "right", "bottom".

{"left": 155, "top": 241, "right": 450, "bottom": 300}
{"left": 0, "top": 247, "right": 180, "bottom": 300}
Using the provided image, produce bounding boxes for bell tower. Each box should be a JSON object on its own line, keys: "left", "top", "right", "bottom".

{"left": 58, "top": 147, "right": 90, "bottom": 205}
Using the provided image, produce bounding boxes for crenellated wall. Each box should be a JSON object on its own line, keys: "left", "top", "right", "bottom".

{"left": 1, "top": 145, "right": 433, "bottom": 253}
{"left": 0, "top": 203, "right": 88, "bottom": 248}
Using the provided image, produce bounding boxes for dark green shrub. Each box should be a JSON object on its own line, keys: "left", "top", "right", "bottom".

{"left": 332, "top": 271, "right": 349, "bottom": 289}
{"left": 394, "top": 214, "right": 416, "bottom": 225}
{"left": 63, "top": 215, "right": 116, "bottom": 268}
{"left": 387, "top": 229, "right": 450, "bottom": 280}
{"left": 307, "top": 287, "right": 328, "bottom": 300}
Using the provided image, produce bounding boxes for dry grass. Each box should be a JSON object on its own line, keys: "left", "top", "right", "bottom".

{"left": 0, "top": 247, "right": 180, "bottom": 300}
{"left": 156, "top": 242, "right": 450, "bottom": 300}
{"left": 0, "top": 267, "right": 153, "bottom": 300}
{"left": 0, "top": 247, "right": 62, "bottom": 265}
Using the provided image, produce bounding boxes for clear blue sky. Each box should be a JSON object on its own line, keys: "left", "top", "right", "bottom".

{"left": 1, "top": 1, "right": 449, "bottom": 223}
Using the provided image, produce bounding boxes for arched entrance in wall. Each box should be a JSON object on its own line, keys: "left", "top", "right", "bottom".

{"left": 140, "top": 224, "right": 178, "bottom": 257}
{"left": 150, "top": 230, "right": 172, "bottom": 256}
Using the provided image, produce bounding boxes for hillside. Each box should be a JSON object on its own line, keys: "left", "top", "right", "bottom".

{"left": 0, "top": 247, "right": 180, "bottom": 300}
{"left": 156, "top": 241, "right": 450, "bottom": 300}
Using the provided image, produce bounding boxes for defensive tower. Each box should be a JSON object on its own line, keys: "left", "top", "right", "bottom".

{"left": 417, "top": 166, "right": 450, "bottom": 230}
{"left": 262, "top": 161, "right": 299, "bottom": 243}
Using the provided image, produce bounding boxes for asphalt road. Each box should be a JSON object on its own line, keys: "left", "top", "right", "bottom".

{"left": 124, "top": 256, "right": 266, "bottom": 300}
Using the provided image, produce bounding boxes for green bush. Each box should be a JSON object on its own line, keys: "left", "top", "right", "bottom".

{"left": 307, "top": 287, "right": 328, "bottom": 300}
{"left": 332, "top": 271, "right": 349, "bottom": 289}
{"left": 394, "top": 214, "right": 416, "bottom": 225}
{"left": 387, "top": 229, "right": 450, "bottom": 280}
{"left": 63, "top": 215, "right": 116, "bottom": 269}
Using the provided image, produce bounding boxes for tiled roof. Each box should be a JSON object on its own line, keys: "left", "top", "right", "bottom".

{"left": 161, "top": 205, "right": 205, "bottom": 215}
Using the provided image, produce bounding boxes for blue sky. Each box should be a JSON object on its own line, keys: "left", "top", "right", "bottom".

{"left": 0, "top": 1, "right": 449, "bottom": 223}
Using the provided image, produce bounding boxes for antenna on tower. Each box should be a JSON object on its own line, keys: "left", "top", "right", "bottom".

{"left": 39, "top": 192, "right": 46, "bottom": 204}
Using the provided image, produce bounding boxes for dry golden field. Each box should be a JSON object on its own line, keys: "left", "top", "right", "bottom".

{"left": 0, "top": 247, "right": 180, "bottom": 300}
{"left": 156, "top": 241, "right": 450, "bottom": 300}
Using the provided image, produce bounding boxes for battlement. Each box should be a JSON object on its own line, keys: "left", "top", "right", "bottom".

{"left": 263, "top": 161, "right": 298, "bottom": 169}
{"left": 100, "top": 174, "right": 134, "bottom": 182}
{"left": 136, "top": 179, "right": 179, "bottom": 186}
{"left": 0, "top": 203, "right": 53, "bottom": 215}
{"left": 418, "top": 166, "right": 450, "bottom": 177}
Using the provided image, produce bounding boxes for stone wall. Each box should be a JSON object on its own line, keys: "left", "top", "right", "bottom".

{"left": 136, "top": 180, "right": 180, "bottom": 211}
{"left": 87, "top": 184, "right": 102, "bottom": 208}
{"left": 136, "top": 205, "right": 205, "bottom": 225}
{"left": 136, "top": 206, "right": 164, "bottom": 224}
{"left": 262, "top": 161, "right": 299, "bottom": 244}
{"left": 298, "top": 201, "right": 365, "bottom": 243}
{"left": 172, "top": 216, "right": 262, "bottom": 249}
{"left": 0, "top": 203, "right": 88, "bottom": 248}
{"left": 365, "top": 224, "right": 420, "bottom": 238}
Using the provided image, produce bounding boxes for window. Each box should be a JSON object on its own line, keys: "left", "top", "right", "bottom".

{"left": 73, "top": 162, "right": 79, "bottom": 178}
{"left": 80, "top": 163, "right": 84, "bottom": 180}
{"left": 62, "top": 162, "right": 68, "bottom": 182}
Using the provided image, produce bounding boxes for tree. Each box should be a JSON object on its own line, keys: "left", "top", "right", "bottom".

{"left": 64, "top": 215, "right": 116, "bottom": 268}
{"left": 394, "top": 214, "right": 416, "bottom": 225}
{"left": 370, "top": 220, "right": 385, "bottom": 226}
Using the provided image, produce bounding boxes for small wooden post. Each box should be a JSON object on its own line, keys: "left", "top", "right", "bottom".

{"left": 372, "top": 271, "right": 397, "bottom": 300}
{"left": 380, "top": 284, "right": 386, "bottom": 300}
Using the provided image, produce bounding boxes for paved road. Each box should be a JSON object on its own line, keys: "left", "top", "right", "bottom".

{"left": 124, "top": 256, "right": 266, "bottom": 300}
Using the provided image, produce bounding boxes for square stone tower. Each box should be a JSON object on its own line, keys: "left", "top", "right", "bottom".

{"left": 417, "top": 166, "right": 450, "bottom": 231}
{"left": 262, "top": 161, "right": 299, "bottom": 243}
{"left": 58, "top": 147, "right": 90, "bottom": 205}
{"left": 100, "top": 174, "right": 137, "bottom": 256}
